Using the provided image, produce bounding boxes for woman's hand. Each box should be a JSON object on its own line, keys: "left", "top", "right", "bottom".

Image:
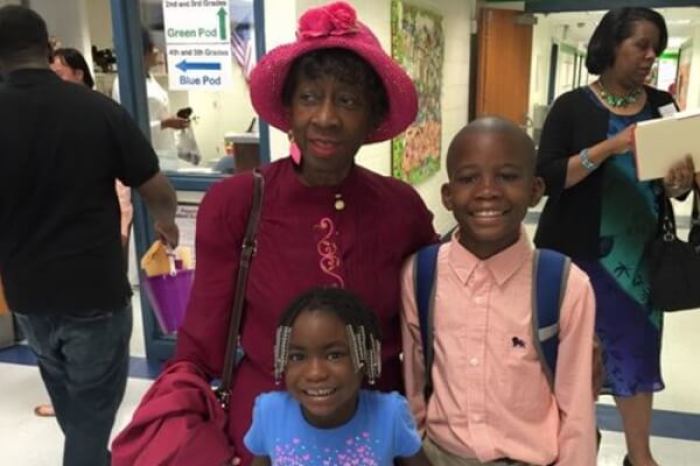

{"left": 155, "top": 219, "right": 179, "bottom": 248}
{"left": 605, "top": 124, "right": 635, "bottom": 155}
{"left": 564, "top": 124, "right": 636, "bottom": 189}
{"left": 664, "top": 155, "right": 695, "bottom": 198}
{"left": 161, "top": 116, "right": 190, "bottom": 130}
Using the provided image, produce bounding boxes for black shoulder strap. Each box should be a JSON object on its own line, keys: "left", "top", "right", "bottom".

{"left": 215, "top": 170, "right": 264, "bottom": 408}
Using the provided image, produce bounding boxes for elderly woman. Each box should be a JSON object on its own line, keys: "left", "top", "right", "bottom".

{"left": 112, "top": 3, "right": 435, "bottom": 465}
{"left": 535, "top": 8, "right": 694, "bottom": 466}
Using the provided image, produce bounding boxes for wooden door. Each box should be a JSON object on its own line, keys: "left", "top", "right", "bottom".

{"left": 476, "top": 8, "right": 533, "bottom": 127}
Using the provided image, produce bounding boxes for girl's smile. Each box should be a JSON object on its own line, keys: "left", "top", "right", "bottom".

{"left": 284, "top": 310, "right": 363, "bottom": 429}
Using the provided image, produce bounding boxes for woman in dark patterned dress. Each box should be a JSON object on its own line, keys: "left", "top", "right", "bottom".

{"left": 535, "top": 8, "right": 695, "bottom": 466}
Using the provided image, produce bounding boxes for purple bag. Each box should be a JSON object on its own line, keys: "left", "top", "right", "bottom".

{"left": 142, "top": 266, "right": 194, "bottom": 333}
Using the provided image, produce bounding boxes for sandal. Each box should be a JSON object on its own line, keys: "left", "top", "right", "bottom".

{"left": 33, "top": 404, "right": 55, "bottom": 417}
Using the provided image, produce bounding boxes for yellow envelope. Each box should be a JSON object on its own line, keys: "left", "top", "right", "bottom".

{"left": 178, "top": 247, "right": 194, "bottom": 270}
{"left": 140, "top": 241, "right": 194, "bottom": 277}
{"left": 141, "top": 241, "right": 171, "bottom": 277}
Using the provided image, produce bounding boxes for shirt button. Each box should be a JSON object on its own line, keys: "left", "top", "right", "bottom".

{"left": 474, "top": 296, "right": 485, "bottom": 305}
{"left": 472, "top": 414, "right": 482, "bottom": 422}
{"left": 469, "top": 357, "right": 479, "bottom": 366}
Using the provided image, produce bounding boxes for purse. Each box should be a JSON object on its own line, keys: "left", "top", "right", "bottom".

{"left": 140, "top": 242, "right": 195, "bottom": 333}
{"left": 214, "top": 169, "right": 264, "bottom": 408}
{"left": 646, "top": 184, "right": 700, "bottom": 312}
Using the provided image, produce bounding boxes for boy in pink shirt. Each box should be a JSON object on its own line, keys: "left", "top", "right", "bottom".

{"left": 401, "top": 117, "right": 596, "bottom": 466}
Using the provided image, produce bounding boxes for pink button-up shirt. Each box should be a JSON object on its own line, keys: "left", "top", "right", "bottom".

{"left": 401, "top": 231, "right": 596, "bottom": 466}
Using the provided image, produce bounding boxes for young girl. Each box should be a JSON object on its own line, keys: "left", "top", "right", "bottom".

{"left": 244, "top": 287, "right": 431, "bottom": 466}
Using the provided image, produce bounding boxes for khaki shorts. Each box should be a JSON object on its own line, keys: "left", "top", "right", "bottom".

{"left": 422, "top": 437, "right": 532, "bottom": 466}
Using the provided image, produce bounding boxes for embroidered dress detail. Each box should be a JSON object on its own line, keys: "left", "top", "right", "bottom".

{"left": 314, "top": 217, "right": 345, "bottom": 287}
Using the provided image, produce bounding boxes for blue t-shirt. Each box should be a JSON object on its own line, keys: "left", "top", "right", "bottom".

{"left": 244, "top": 390, "right": 422, "bottom": 465}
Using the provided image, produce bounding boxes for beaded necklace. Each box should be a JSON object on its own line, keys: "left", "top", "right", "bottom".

{"left": 597, "top": 81, "right": 642, "bottom": 108}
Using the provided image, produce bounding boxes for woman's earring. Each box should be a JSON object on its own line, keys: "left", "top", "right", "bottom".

{"left": 289, "top": 133, "right": 302, "bottom": 165}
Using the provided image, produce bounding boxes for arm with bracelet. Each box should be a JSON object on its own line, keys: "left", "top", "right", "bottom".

{"left": 565, "top": 124, "right": 635, "bottom": 189}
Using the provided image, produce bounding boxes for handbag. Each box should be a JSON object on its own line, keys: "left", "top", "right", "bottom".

{"left": 214, "top": 169, "right": 265, "bottom": 408}
{"left": 646, "top": 183, "right": 700, "bottom": 312}
{"left": 140, "top": 242, "right": 195, "bottom": 333}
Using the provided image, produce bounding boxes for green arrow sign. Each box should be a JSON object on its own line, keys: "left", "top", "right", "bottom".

{"left": 217, "top": 7, "right": 228, "bottom": 40}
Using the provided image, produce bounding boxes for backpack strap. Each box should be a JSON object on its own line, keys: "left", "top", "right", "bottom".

{"left": 531, "top": 248, "right": 571, "bottom": 391}
{"left": 414, "top": 243, "right": 441, "bottom": 402}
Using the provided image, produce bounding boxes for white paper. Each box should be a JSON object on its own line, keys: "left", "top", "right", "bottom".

{"left": 658, "top": 103, "right": 677, "bottom": 118}
{"left": 634, "top": 109, "right": 700, "bottom": 181}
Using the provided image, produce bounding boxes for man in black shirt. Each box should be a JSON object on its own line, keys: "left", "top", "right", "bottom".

{"left": 0, "top": 7, "right": 178, "bottom": 466}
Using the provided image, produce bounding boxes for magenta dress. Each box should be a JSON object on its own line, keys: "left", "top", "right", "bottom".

{"left": 173, "top": 158, "right": 436, "bottom": 464}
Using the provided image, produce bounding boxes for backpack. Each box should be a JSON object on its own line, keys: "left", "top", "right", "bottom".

{"left": 413, "top": 244, "right": 570, "bottom": 402}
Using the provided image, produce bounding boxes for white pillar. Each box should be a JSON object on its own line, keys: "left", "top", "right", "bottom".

{"left": 263, "top": 0, "right": 299, "bottom": 161}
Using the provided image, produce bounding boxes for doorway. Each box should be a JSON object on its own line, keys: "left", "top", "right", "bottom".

{"left": 475, "top": 8, "right": 534, "bottom": 128}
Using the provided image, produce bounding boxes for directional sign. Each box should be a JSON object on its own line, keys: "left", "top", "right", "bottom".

{"left": 166, "top": 44, "right": 234, "bottom": 89}
{"left": 162, "top": 0, "right": 233, "bottom": 91}
{"left": 176, "top": 60, "right": 222, "bottom": 72}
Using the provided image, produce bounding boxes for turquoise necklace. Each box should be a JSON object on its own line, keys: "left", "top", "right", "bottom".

{"left": 597, "top": 81, "right": 642, "bottom": 108}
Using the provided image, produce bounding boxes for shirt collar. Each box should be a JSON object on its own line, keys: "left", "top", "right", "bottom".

{"left": 447, "top": 227, "right": 532, "bottom": 286}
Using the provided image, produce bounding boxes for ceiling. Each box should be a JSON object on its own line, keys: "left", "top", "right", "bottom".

{"left": 543, "top": 7, "right": 700, "bottom": 50}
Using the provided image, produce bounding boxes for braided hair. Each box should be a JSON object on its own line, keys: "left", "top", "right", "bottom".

{"left": 274, "top": 287, "right": 383, "bottom": 384}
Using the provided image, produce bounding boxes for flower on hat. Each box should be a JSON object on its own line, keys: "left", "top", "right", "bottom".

{"left": 327, "top": 2, "right": 357, "bottom": 34}
{"left": 297, "top": 1, "right": 358, "bottom": 40}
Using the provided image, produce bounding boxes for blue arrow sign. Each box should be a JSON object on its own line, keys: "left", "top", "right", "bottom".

{"left": 176, "top": 60, "right": 222, "bottom": 72}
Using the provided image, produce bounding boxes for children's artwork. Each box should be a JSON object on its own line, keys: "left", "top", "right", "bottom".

{"left": 391, "top": 0, "right": 444, "bottom": 184}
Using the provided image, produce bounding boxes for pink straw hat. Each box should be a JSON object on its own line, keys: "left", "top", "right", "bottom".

{"left": 249, "top": 1, "right": 417, "bottom": 144}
